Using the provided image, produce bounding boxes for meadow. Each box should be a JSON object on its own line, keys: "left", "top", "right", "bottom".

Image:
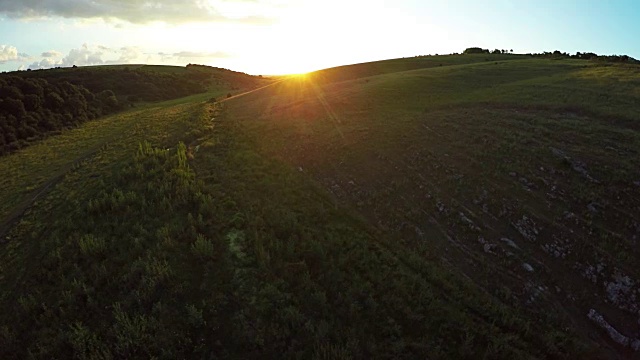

{"left": 225, "top": 54, "right": 640, "bottom": 357}
{"left": 0, "top": 53, "right": 638, "bottom": 358}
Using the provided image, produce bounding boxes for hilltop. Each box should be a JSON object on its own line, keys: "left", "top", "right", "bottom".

{"left": 0, "top": 52, "right": 639, "bottom": 358}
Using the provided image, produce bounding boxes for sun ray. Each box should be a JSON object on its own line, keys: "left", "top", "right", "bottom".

{"left": 307, "top": 78, "right": 345, "bottom": 141}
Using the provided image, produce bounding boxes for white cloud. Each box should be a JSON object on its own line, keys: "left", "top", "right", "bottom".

{"left": 0, "top": 45, "right": 30, "bottom": 63}
{"left": 29, "top": 43, "right": 107, "bottom": 69}
{"left": 173, "top": 51, "right": 230, "bottom": 59}
{"left": 41, "top": 50, "right": 63, "bottom": 58}
{"left": 26, "top": 44, "right": 233, "bottom": 69}
{"left": 62, "top": 43, "right": 104, "bottom": 66}
{"left": 29, "top": 58, "right": 59, "bottom": 69}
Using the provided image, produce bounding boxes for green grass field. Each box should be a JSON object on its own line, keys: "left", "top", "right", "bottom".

{"left": 1, "top": 55, "right": 639, "bottom": 358}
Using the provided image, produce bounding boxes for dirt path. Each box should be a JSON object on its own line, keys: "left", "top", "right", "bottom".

{"left": 0, "top": 147, "right": 104, "bottom": 242}
{"left": 220, "top": 80, "right": 283, "bottom": 102}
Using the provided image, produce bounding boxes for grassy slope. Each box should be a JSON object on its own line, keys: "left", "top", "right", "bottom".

{"left": 0, "top": 69, "right": 270, "bottom": 226}
{"left": 308, "top": 53, "right": 529, "bottom": 84}
{"left": 7, "top": 64, "right": 270, "bottom": 102}
{"left": 0, "top": 100, "right": 588, "bottom": 359}
{"left": 225, "top": 56, "right": 640, "bottom": 357}
{"left": 0, "top": 54, "right": 636, "bottom": 358}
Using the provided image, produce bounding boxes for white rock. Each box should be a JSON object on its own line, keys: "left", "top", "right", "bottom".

{"left": 500, "top": 237, "right": 519, "bottom": 249}
{"left": 588, "top": 309, "right": 640, "bottom": 351}
{"left": 522, "top": 263, "right": 534, "bottom": 272}
{"left": 484, "top": 243, "right": 497, "bottom": 254}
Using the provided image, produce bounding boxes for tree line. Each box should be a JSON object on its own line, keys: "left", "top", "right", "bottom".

{"left": 0, "top": 66, "right": 216, "bottom": 155}
{"left": 463, "top": 47, "right": 639, "bottom": 63}
{"left": 0, "top": 76, "right": 121, "bottom": 154}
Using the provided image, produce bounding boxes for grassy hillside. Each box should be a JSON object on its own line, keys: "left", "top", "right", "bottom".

{"left": 8, "top": 64, "right": 266, "bottom": 102}
{"left": 226, "top": 56, "right": 640, "bottom": 357}
{"left": 307, "top": 53, "right": 529, "bottom": 84}
{"left": 0, "top": 53, "right": 638, "bottom": 358}
{"left": 0, "top": 64, "right": 270, "bottom": 154}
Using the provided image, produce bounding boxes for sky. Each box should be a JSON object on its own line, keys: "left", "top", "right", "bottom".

{"left": 0, "top": 0, "right": 638, "bottom": 75}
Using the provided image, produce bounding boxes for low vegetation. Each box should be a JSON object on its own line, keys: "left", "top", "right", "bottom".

{"left": 1, "top": 52, "right": 639, "bottom": 358}
{"left": 226, "top": 54, "right": 640, "bottom": 357}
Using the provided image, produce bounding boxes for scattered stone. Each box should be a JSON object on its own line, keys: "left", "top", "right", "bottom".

{"left": 550, "top": 147, "right": 568, "bottom": 159}
{"left": 634, "top": 181, "right": 640, "bottom": 187}
{"left": 542, "top": 238, "right": 570, "bottom": 259}
{"left": 298, "top": 167, "right": 303, "bottom": 172}
{"left": 605, "top": 271, "right": 639, "bottom": 313}
{"left": 513, "top": 215, "right": 540, "bottom": 242}
{"left": 582, "top": 263, "right": 605, "bottom": 284}
{"left": 500, "top": 237, "right": 519, "bottom": 249}
{"left": 473, "top": 189, "right": 488, "bottom": 205}
{"left": 519, "top": 177, "right": 534, "bottom": 191}
{"left": 524, "top": 282, "right": 545, "bottom": 304}
{"left": 459, "top": 212, "right": 480, "bottom": 231}
{"left": 588, "top": 309, "right": 640, "bottom": 351}
{"left": 509, "top": 172, "right": 517, "bottom": 177}
{"left": 571, "top": 160, "right": 590, "bottom": 178}
{"left": 587, "top": 202, "right": 600, "bottom": 214}
{"left": 484, "top": 243, "right": 497, "bottom": 254}
{"left": 549, "top": 146, "right": 599, "bottom": 183}
{"left": 522, "top": 263, "right": 534, "bottom": 272}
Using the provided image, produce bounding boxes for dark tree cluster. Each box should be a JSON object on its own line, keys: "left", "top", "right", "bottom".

{"left": 464, "top": 47, "right": 513, "bottom": 54}
{"left": 463, "top": 47, "right": 638, "bottom": 63}
{"left": 0, "top": 76, "right": 121, "bottom": 155}
{"left": 525, "top": 50, "right": 639, "bottom": 63}
{"left": 0, "top": 65, "right": 234, "bottom": 155}
{"left": 15, "top": 67, "right": 208, "bottom": 102}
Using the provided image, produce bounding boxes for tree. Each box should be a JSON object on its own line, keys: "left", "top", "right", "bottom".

{"left": 463, "top": 47, "right": 488, "bottom": 54}
{"left": 23, "top": 94, "right": 42, "bottom": 111}
{"left": 3, "top": 98, "right": 26, "bottom": 118}
{"left": 46, "top": 92, "right": 65, "bottom": 109}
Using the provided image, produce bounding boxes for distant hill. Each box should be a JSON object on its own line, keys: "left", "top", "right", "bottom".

{"left": 0, "top": 64, "right": 267, "bottom": 155}
{"left": 307, "top": 50, "right": 639, "bottom": 85}
{"left": 5, "top": 64, "right": 264, "bottom": 103}
{"left": 307, "top": 53, "right": 529, "bottom": 84}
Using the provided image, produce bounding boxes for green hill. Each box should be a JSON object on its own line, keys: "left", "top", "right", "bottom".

{"left": 0, "top": 64, "right": 270, "bottom": 155}
{"left": 1, "top": 53, "right": 639, "bottom": 358}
